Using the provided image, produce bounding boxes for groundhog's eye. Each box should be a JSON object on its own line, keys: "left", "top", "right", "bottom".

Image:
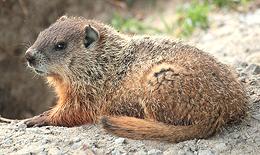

{"left": 54, "top": 42, "right": 67, "bottom": 51}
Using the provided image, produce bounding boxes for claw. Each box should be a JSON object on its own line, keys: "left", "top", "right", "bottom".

{"left": 24, "top": 113, "right": 49, "bottom": 128}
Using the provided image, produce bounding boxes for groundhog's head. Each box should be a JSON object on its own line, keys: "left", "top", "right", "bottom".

{"left": 25, "top": 16, "right": 101, "bottom": 77}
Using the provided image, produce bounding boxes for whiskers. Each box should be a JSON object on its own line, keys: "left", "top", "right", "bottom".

{"left": 32, "top": 73, "right": 40, "bottom": 80}
{"left": 20, "top": 41, "right": 32, "bottom": 51}
{"left": 24, "top": 64, "right": 39, "bottom": 79}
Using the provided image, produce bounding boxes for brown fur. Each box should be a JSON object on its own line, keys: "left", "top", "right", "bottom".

{"left": 24, "top": 16, "right": 248, "bottom": 143}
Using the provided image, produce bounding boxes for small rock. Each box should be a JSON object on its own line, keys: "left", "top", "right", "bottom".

{"left": 73, "top": 150, "right": 93, "bottom": 155}
{"left": 105, "top": 149, "right": 112, "bottom": 154}
{"left": 28, "top": 128, "right": 42, "bottom": 134}
{"left": 94, "top": 149, "right": 105, "bottom": 155}
{"left": 239, "top": 71, "right": 247, "bottom": 77}
{"left": 236, "top": 68, "right": 243, "bottom": 72}
{"left": 254, "top": 137, "right": 260, "bottom": 145}
{"left": 163, "top": 148, "right": 177, "bottom": 155}
{"left": 33, "top": 138, "right": 39, "bottom": 142}
{"left": 233, "top": 60, "right": 248, "bottom": 68}
{"left": 38, "top": 151, "right": 48, "bottom": 155}
{"left": 148, "top": 149, "right": 162, "bottom": 155}
{"left": 10, "top": 120, "right": 20, "bottom": 126}
{"left": 2, "top": 138, "right": 13, "bottom": 145}
{"left": 245, "top": 64, "right": 260, "bottom": 75}
{"left": 198, "top": 149, "right": 215, "bottom": 155}
{"left": 89, "top": 141, "right": 98, "bottom": 148}
{"left": 15, "top": 146, "right": 46, "bottom": 155}
{"left": 73, "top": 137, "right": 81, "bottom": 143}
{"left": 177, "top": 150, "right": 194, "bottom": 155}
{"left": 107, "top": 136, "right": 114, "bottom": 141}
{"left": 15, "top": 122, "right": 27, "bottom": 130}
{"left": 240, "top": 62, "right": 249, "bottom": 68}
{"left": 71, "top": 142, "right": 82, "bottom": 150}
{"left": 233, "top": 133, "right": 240, "bottom": 139}
{"left": 48, "top": 147, "right": 62, "bottom": 155}
{"left": 246, "top": 52, "right": 260, "bottom": 65}
{"left": 252, "top": 114, "right": 260, "bottom": 121}
{"left": 111, "top": 149, "right": 122, "bottom": 155}
{"left": 239, "top": 77, "right": 246, "bottom": 83}
{"left": 134, "top": 150, "right": 147, "bottom": 155}
{"left": 43, "top": 129, "right": 52, "bottom": 134}
{"left": 214, "top": 143, "right": 228, "bottom": 152}
{"left": 249, "top": 90, "right": 255, "bottom": 95}
{"left": 41, "top": 139, "right": 49, "bottom": 144}
{"left": 114, "top": 138, "right": 126, "bottom": 145}
{"left": 249, "top": 80, "right": 257, "bottom": 86}
{"left": 186, "top": 151, "right": 194, "bottom": 155}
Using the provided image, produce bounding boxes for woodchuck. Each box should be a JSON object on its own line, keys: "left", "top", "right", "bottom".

{"left": 24, "top": 16, "right": 248, "bottom": 143}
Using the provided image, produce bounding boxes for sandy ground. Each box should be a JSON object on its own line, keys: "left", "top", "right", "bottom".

{"left": 0, "top": 9, "right": 260, "bottom": 155}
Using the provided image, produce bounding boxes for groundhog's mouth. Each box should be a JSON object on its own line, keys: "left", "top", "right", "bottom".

{"left": 34, "top": 69, "right": 45, "bottom": 75}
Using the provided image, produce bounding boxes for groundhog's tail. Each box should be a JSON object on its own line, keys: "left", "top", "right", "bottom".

{"left": 100, "top": 116, "right": 222, "bottom": 143}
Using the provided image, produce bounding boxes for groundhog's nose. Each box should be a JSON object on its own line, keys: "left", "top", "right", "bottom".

{"left": 25, "top": 50, "right": 36, "bottom": 66}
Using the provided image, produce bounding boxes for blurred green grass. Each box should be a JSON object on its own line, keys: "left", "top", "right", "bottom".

{"left": 110, "top": 13, "right": 161, "bottom": 34}
{"left": 110, "top": 0, "right": 251, "bottom": 37}
{"left": 176, "top": 1, "right": 209, "bottom": 37}
{"left": 210, "top": 0, "right": 251, "bottom": 8}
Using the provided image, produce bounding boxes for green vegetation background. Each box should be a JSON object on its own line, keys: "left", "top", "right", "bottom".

{"left": 110, "top": 0, "right": 251, "bottom": 37}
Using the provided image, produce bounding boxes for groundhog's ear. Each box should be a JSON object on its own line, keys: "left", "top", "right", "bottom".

{"left": 84, "top": 25, "right": 100, "bottom": 48}
{"left": 57, "top": 15, "right": 68, "bottom": 22}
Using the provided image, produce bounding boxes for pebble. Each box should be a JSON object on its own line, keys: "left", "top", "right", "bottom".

{"left": 245, "top": 64, "right": 260, "bottom": 75}
{"left": 15, "top": 122, "right": 27, "bottom": 130}
{"left": 249, "top": 80, "right": 257, "bottom": 86}
{"left": 198, "top": 149, "right": 215, "bottom": 155}
{"left": 242, "top": 11, "right": 260, "bottom": 25}
{"left": 233, "top": 133, "right": 240, "bottom": 139}
{"left": 236, "top": 68, "right": 243, "bottom": 72}
{"left": 234, "top": 60, "right": 248, "bottom": 68}
{"left": 28, "top": 128, "right": 43, "bottom": 134}
{"left": 252, "top": 114, "right": 260, "bottom": 121}
{"left": 73, "top": 137, "right": 81, "bottom": 143}
{"left": 164, "top": 147, "right": 194, "bottom": 155}
{"left": 41, "top": 138, "right": 49, "bottom": 144}
{"left": 214, "top": 143, "right": 228, "bottom": 152}
{"left": 38, "top": 151, "right": 48, "bottom": 155}
{"left": 10, "top": 120, "right": 19, "bottom": 126}
{"left": 177, "top": 150, "right": 194, "bottom": 155}
{"left": 114, "top": 138, "right": 126, "bottom": 145}
{"left": 71, "top": 142, "right": 82, "bottom": 150}
{"left": 14, "top": 146, "right": 46, "bottom": 155}
{"left": 107, "top": 136, "right": 115, "bottom": 141}
{"left": 134, "top": 150, "right": 147, "bottom": 155}
{"left": 2, "top": 137, "right": 13, "bottom": 145}
{"left": 252, "top": 66, "right": 260, "bottom": 75}
{"left": 239, "top": 77, "right": 246, "bottom": 83}
{"left": 111, "top": 149, "right": 122, "bottom": 155}
{"left": 43, "top": 129, "right": 52, "bottom": 134}
{"left": 148, "top": 149, "right": 162, "bottom": 155}
{"left": 163, "top": 148, "right": 176, "bottom": 155}
{"left": 239, "top": 72, "right": 247, "bottom": 78}
{"left": 94, "top": 149, "right": 105, "bottom": 155}
{"left": 48, "top": 147, "right": 62, "bottom": 155}
{"left": 72, "top": 150, "right": 92, "bottom": 155}
{"left": 254, "top": 137, "right": 260, "bottom": 146}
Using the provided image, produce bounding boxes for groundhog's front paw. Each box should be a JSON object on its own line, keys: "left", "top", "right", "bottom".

{"left": 25, "top": 112, "right": 50, "bottom": 127}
